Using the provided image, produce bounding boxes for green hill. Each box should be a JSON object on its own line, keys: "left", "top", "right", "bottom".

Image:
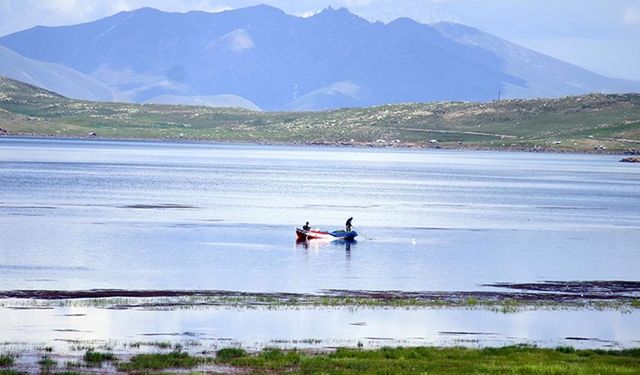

{"left": 1, "top": 76, "right": 639, "bottom": 153}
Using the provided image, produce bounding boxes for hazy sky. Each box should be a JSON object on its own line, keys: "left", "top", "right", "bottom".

{"left": 1, "top": 0, "right": 639, "bottom": 80}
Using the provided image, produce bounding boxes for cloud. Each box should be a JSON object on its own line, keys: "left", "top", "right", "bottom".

{"left": 623, "top": 6, "right": 640, "bottom": 25}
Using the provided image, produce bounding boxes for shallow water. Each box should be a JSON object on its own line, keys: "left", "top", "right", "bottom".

{"left": 1, "top": 137, "right": 639, "bottom": 292}
{"left": 1, "top": 304, "right": 638, "bottom": 351}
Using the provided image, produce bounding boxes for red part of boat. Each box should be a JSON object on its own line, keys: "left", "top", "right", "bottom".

{"left": 295, "top": 228, "right": 334, "bottom": 240}
{"left": 295, "top": 228, "right": 358, "bottom": 241}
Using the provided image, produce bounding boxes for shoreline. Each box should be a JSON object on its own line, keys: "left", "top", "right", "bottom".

{"left": 1, "top": 344, "right": 638, "bottom": 374}
{"left": 2, "top": 284, "right": 638, "bottom": 372}
{"left": 2, "top": 281, "right": 639, "bottom": 311}
{"left": 2, "top": 80, "right": 638, "bottom": 157}
{"left": 1, "top": 134, "right": 637, "bottom": 156}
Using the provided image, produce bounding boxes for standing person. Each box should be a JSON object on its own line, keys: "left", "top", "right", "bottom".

{"left": 302, "top": 221, "right": 311, "bottom": 231}
{"left": 345, "top": 217, "right": 353, "bottom": 232}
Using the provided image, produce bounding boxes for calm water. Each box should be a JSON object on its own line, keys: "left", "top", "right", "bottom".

{"left": 1, "top": 137, "right": 639, "bottom": 292}
{"left": 1, "top": 305, "right": 638, "bottom": 350}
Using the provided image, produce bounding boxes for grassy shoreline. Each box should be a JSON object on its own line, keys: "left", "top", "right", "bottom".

{"left": 2, "top": 286, "right": 639, "bottom": 312}
{"left": 1, "top": 77, "right": 639, "bottom": 154}
{"left": 2, "top": 133, "right": 637, "bottom": 156}
{"left": 2, "top": 346, "right": 639, "bottom": 374}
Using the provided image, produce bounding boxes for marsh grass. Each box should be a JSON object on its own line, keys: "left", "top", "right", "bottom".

{"left": 0, "top": 355, "right": 14, "bottom": 367}
{"left": 221, "top": 348, "right": 301, "bottom": 370}
{"left": 216, "top": 348, "right": 246, "bottom": 361}
{"left": 38, "top": 355, "right": 56, "bottom": 372}
{"left": 4, "top": 293, "right": 638, "bottom": 312}
{"left": 213, "top": 346, "right": 640, "bottom": 374}
{"left": 83, "top": 350, "right": 116, "bottom": 365}
{"left": 154, "top": 341, "right": 172, "bottom": 349}
{"left": 34, "top": 346, "right": 637, "bottom": 374}
{"left": 117, "top": 352, "right": 201, "bottom": 371}
{"left": 125, "top": 341, "right": 179, "bottom": 350}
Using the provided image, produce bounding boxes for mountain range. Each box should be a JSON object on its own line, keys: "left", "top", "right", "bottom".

{"left": 0, "top": 5, "right": 638, "bottom": 111}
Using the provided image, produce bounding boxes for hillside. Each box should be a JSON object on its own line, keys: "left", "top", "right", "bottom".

{"left": 0, "top": 46, "right": 116, "bottom": 102}
{"left": 0, "top": 76, "right": 639, "bottom": 153}
{"left": 0, "top": 6, "right": 637, "bottom": 111}
{"left": 432, "top": 22, "right": 640, "bottom": 99}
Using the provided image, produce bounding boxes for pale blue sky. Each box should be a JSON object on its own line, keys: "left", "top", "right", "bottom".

{"left": 1, "top": 0, "right": 639, "bottom": 80}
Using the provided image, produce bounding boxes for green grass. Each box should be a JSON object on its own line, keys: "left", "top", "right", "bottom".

{"left": 0, "top": 355, "right": 14, "bottom": 367}
{"left": 1, "top": 76, "right": 639, "bottom": 153}
{"left": 216, "top": 347, "right": 247, "bottom": 361}
{"left": 211, "top": 346, "right": 640, "bottom": 374}
{"left": 38, "top": 355, "right": 56, "bottom": 371}
{"left": 228, "top": 347, "right": 301, "bottom": 369}
{"left": 2, "top": 346, "right": 631, "bottom": 374}
{"left": 83, "top": 350, "right": 116, "bottom": 365}
{"left": 117, "top": 351, "right": 201, "bottom": 371}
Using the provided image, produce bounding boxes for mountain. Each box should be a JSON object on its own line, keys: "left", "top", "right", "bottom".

{"left": 0, "top": 45, "right": 115, "bottom": 101}
{"left": 432, "top": 22, "right": 640, "bottom": 99}
{"left": 0, "top": 5, "right": 637, "bottom": 110}
{"left": 278, "top": 81, "right": 370, "bottom": 111}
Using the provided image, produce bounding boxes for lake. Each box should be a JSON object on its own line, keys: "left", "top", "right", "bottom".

{"left": 1, "top": 137, "right": 639, "bottom": 351}
{"left": 1, "top": 137, "right": 639, "bottom": 293}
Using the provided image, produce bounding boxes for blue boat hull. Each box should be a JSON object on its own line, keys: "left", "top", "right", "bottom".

{"left": 329, "top": 230, "right": 358, "bottom": 240}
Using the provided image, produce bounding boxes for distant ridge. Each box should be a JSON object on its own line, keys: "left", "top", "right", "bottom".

{"left": 144, "top": 94, "right": 261, "bottom": 111}
{"left": 0, "top": 5, "right": 638, "bottom": 110}
{"left": 0, "top": 45, "right": 115, "bottom": 101}
{"left": 432, "top": 22, "right": 640, "bottom": 99}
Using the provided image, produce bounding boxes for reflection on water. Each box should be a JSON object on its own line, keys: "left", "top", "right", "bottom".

{"left": 295, "top": 238, "right": 357, "bottom": 263}
{"left": 295, "top": 238, "right": 356, "bottom": 253}
{"left": 0, "top": 305, "right": 637, "bottom": 351}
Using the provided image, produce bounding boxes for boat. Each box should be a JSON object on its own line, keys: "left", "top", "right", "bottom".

{"left": 296, "top": 228, "right": 358, "bottom": 241}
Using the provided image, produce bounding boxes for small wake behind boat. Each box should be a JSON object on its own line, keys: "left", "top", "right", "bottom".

{"left": 296, "top": 228, "right": 358, "bottom": 241}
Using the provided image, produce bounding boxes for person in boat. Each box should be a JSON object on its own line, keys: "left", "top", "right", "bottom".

{"left": 345, "top": 217, "right": 353, "bottom": 232}
{"left": 302, "top": 221, "right": 311, "bottom": 231}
